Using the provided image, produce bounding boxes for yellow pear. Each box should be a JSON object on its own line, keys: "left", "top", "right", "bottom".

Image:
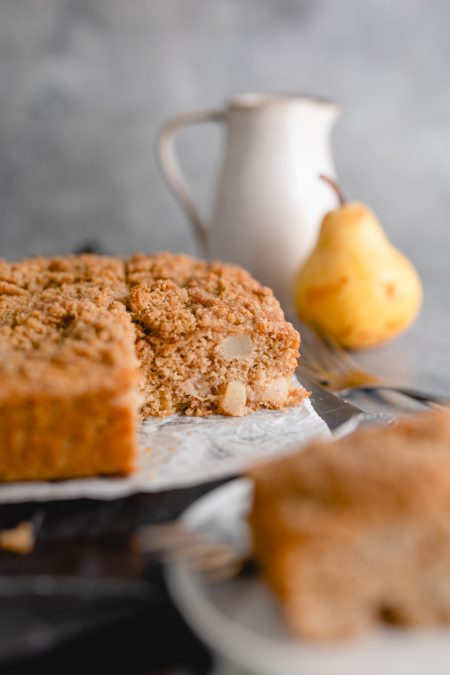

{"left": 295, "top": 178, "right": 422, "bottom": 349}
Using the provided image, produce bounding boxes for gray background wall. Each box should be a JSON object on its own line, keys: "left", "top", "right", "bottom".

{"left": 1, "top": 0, "right": 449, "bottom": 267}
{"left": 1, "top": 0, "right": 449, "bottom": 393}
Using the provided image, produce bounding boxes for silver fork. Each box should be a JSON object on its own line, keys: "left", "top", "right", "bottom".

{"left": 136, "top": 522, "right": 246, "bottom": 583}
{"left": 298, "top": 322, "right": 450, "bottom": 409}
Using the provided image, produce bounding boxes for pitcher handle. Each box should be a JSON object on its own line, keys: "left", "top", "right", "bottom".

{"left": 157, "top": 109, "right": 226, "bottom": 255}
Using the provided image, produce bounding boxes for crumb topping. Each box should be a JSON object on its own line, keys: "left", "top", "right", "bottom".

{"left": 0, "top": 252, "right": 302, "bottom": 415}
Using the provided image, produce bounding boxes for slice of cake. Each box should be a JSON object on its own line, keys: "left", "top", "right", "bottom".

{"left": 248, "top": 411, "right": 450, "bottom": 641}
{"left": 0, "top": 256, "right": 138, "bottom": 481}
{"left": 127, "top": 253, "right": 303, "bottom": 417}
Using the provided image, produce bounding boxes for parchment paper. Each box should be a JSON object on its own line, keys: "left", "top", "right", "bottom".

{"left": 0, "top": 393, "right": 329, "bottom": 503}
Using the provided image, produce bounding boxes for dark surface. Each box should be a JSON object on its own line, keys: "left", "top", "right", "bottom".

{"left": 0, "top": 482, "right": 223, "bottom": 673}
{"left": 0, "top": 586, "right": 212, "bottom": 675}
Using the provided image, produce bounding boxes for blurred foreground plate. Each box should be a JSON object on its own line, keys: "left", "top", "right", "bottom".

{"left": 167, "top": 479, "right": 450, "bottom": 675}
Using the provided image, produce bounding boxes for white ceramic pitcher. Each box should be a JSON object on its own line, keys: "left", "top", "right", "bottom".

{"left": 157, "top": 93, "right": 340, "bottom": 309}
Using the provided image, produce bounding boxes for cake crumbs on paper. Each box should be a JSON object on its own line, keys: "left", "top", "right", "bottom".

{"left": 0, "top": 521, "right": 35, "bottom": 555}
{"left": 144, "top": 445, "right": 153, "bottom": 455}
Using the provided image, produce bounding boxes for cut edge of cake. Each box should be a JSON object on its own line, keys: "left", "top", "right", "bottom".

{"left": 127, "top": 252, "right": 304, "bottom": 417}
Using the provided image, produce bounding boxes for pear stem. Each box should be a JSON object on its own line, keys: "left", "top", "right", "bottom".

{"left": 319, "top": 174, "right": 346, "bottom": 206}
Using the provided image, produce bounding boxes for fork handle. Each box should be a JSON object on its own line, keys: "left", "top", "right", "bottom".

{"left": 355, "top": 384, "right": 450, "bottom": 409}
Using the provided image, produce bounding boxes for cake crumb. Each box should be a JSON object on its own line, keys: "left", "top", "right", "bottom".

{"left": 0, "top": 521, "right": 35, "bottom": 555}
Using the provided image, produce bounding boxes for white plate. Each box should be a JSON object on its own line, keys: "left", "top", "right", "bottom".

{"left": 167, "top": 479, "right": 450, "bottom": 675}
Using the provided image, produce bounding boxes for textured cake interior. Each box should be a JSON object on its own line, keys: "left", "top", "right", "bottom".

{"left": 249, "top": 410, "right": 450, "bottom": 641}
{"left": 127, "top": 253, "right": 302, "bottom": 416}
{"left": 0, "top": 253, "right": 302, "bottom": 481}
